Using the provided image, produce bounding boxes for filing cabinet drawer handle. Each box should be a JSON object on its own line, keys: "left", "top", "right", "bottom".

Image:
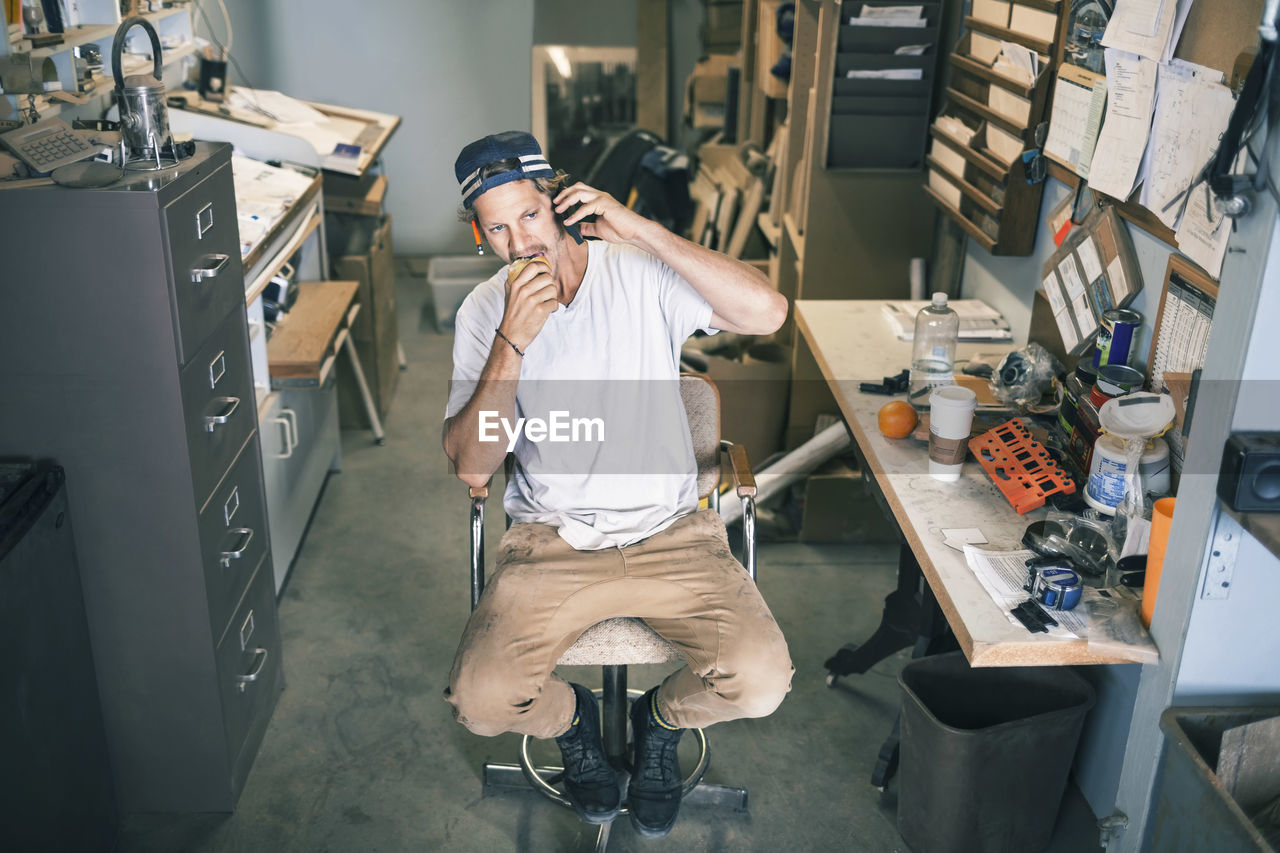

{"left": 236, "top": 648, "right": 269, "bottom": 693}
{"left": 190, "top": 253, "right": 231, "bottom": 283}
{"left": 272, "top": 417, "right": 293, "bottom": 458}
{"left": 219, "top": 527, "right": 253, "bottom": 568}
{"left": 203, "top": 396, "right": 240, "bottom": 432}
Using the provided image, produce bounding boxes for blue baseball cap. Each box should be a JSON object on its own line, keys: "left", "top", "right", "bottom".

{"left": 454, "top": 130, "right": 555, "bottom": 208}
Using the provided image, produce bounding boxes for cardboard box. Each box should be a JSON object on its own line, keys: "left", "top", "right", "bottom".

{"left": 327, "top": 214, "right": 400, "bottom": 427}
{"left": 323, "top": 173, "right": 387, "bottom": 217}
{"left": 327, "top": 213, "right": 395, "bottom": 342}
{"left": 686, "top": 340, "right": 790, "bottom": 470}
{"left": 704, "top": 0, "right": 744, "bottom": 51}
{"left": 799, "top": 459, "right": 898, "bottom": 544}
{"left": 337, "top": 333, "right": 399, "bottom": 429}
{"left": 685, "top": 54, "right": 738, "bottom": 130}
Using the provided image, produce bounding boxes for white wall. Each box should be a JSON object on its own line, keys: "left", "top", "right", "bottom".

{"left": 208, "top": 0, "right": 535, "bottom": 256}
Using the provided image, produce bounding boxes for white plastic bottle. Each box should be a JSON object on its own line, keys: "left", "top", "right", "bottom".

{"left": 909, "top": 292, "right": 959, "bottom": 407}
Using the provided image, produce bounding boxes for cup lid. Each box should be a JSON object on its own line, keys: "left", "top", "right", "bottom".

{"left": 1099, "top": 392, "right": 1174, "bottom": 439}
{"left": 929, "top": 385, "right": 977, "bottom": 409}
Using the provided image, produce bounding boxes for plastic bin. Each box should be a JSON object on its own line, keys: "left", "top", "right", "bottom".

{"left": 897, "top": 652, "right": 1096, "bottom": 853}
{"left": 1148, "top": 707, "right": 1280, "bottom": 852}
{"left": 426, "top": 255, "right": 504, "bottom": 330}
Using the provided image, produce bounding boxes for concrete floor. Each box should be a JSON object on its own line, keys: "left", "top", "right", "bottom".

{"left": 119, "top": 268, "right": 1100, "bottom": 852}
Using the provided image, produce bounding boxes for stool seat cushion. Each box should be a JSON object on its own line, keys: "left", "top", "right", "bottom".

{"left": 557, "top": 618, "right": 685, "bottom": 666}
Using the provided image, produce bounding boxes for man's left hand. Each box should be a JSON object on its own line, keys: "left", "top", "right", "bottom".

{"left": 554, "top": 182, "right": 651, "bottom": 245}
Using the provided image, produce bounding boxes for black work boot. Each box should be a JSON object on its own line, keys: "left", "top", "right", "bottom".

{"left": 554, "top": 683, "right": 621, "bottom": 825}
{"left": 627, "top": 687, "right": 684, "bottom": 838}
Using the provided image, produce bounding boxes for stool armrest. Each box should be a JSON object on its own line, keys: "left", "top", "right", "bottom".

{"left": 470, "top": 491, "right": 487, "bottom": 610}
{"left": 719, "top": 440, "right": 757, "bottom": 581}
{"left": 724, "top": 441, "right": 756, "bottom": 497}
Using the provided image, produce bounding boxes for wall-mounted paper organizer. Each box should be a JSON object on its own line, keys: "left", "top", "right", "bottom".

{"left": 922, "top": 0, "right": 1065, "bottom": 255}
{"left": 825, "top": 0, "right": 943, "bottom": 170}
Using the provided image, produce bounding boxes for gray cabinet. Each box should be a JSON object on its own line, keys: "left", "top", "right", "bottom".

{"left": 0, "top": 142, "right": 284, "bottom": 813}
{"left": 261, "top": 382, "right": 341, "bottom": 592}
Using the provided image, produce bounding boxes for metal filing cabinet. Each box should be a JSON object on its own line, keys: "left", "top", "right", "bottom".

{"left": 0, "top": 143, "right": 284, "bottom": 813}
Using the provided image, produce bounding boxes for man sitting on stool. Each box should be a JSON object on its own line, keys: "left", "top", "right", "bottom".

{"left": 441, "top": 130, "right": 793, "bottom": 838}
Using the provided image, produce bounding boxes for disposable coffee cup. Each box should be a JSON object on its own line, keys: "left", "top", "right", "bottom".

{"left": 928, "top": 385, "right": 977, "bottom": 482}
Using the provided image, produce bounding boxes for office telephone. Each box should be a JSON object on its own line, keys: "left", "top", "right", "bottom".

{"left": 0, "top": 117, "right": 97, "bottom": 174}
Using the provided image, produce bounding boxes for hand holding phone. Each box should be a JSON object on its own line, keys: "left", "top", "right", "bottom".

{"left": 554, "top": 182, "right": 642, "bottom": 245}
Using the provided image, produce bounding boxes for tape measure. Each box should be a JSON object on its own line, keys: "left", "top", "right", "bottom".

{"left": 1030, "top": 566, "right": 1082, "bottom": 611}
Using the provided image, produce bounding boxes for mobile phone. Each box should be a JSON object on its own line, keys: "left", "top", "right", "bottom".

{"left": 558, "top": 207, "right": 585, "bottom": 244}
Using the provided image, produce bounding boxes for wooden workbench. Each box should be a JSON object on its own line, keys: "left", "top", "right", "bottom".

{"left": 796, "top": 299, "right": 1149, "bottom": 667}
{"left": 268, "top": 281, "right": 360, "bottom": 388}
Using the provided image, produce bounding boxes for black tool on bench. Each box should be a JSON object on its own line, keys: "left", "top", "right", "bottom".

{"left": 859, "top": 368, "right": 910, "bottom": 395}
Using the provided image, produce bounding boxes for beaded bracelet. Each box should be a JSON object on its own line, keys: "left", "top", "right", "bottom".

{"left": 495, "top": 328, "right": 524, "bottom": 358}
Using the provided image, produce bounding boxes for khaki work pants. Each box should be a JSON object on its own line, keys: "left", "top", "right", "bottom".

{"left": 445, "top": 509, "right": 794, "bottom": 739}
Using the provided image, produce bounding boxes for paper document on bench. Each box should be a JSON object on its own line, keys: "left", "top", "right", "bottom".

{"left": 962, "top": 546, "right": 1085, "bottom": 639}
{"left": 1088, "top": 49, "right": 1158, "bottom": 201}
{"left": 881, "top": 299, "right": 1012, "bottom": 341}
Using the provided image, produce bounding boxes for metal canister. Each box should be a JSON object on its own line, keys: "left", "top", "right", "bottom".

{"left": 1093, "top": 309, "right": 1143, "bottom": 368}
{"left": 1089, "top": 363, "right": 1144, "bottom": 407}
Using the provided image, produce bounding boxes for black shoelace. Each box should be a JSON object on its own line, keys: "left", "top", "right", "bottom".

{"left": 560, "top": 728, "right": 612, "bottom": 782}
{"left": 636, "top": 729, "right": 682, "bottom": 788}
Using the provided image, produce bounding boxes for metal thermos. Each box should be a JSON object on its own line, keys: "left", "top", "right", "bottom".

{"left": 112, "top": 17, "right": 177, "bottom": 170}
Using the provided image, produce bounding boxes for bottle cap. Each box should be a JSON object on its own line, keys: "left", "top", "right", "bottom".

{"left": 931, "top": 292, "right": 947, "bottom": 307}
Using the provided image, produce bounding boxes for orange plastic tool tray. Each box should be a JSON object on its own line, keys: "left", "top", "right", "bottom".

{"left": 970, "top": 418, "right": 1076, "bottom": 514}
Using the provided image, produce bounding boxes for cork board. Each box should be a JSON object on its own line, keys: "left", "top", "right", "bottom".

{"left": 1175, "top": 0, "right": 1265, "bottom": 79}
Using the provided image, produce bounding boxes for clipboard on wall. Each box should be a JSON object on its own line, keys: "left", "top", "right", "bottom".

{"left": 1147, "top": 254, "right": 1218, "bottom": 475}
{"left": 1147, "top": 254, "right": 1218, "bottom": 394}
{"left": 1042, "top": 64, "right": 1107, "bottom": 178}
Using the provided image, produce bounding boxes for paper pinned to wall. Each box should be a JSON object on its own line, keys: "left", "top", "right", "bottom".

{"left": 1078, "top": 237, "right": 1105, "bottom": 283}
{"left": 1043, "top": 272, "right": 1068, "bottom": 314}
{"left": 1138, "top": 61, "right": 1235, "bottom": 229}
{"left": 1072, "top": 292, "right": 1098, "bottom": 336}
{"left": 1174, "top": 179, "right": 1233, "bottom": 279}
{"left": 1088, "top": 49, "right": 1159, "bottom": 201}
{"left": 1058, "top": 254, "right": 1087, "bottom": 299}
{"left": 1106, "top": 255, "right": 1130, "bottom": 305}
{"left": 1100, "top": 0, "right": 1194, "bottom": 63}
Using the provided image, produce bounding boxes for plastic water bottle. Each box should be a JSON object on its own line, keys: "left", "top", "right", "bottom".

{"left": 909, "top": 292, "right": 959, "bottom": 407}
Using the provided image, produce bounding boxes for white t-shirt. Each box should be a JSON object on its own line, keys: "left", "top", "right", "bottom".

{"left": 445, "top": 241, "right": 716, "bottom": 550}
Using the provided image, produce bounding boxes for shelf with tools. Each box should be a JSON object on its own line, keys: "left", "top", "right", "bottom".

{"left": 923, "top": 0, "right": 1065, "bottom": 256}
{"left": 2, "top": 5, "right": 194, "bottom": 119}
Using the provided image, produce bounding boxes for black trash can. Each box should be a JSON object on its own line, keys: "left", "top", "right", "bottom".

{"left": 896, "top": 652, "right": 1096, "bottom": 853}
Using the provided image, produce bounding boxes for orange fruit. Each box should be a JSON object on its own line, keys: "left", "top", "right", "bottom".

{"left": 878, "top": 400, "right": 919, "bottom": 439}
